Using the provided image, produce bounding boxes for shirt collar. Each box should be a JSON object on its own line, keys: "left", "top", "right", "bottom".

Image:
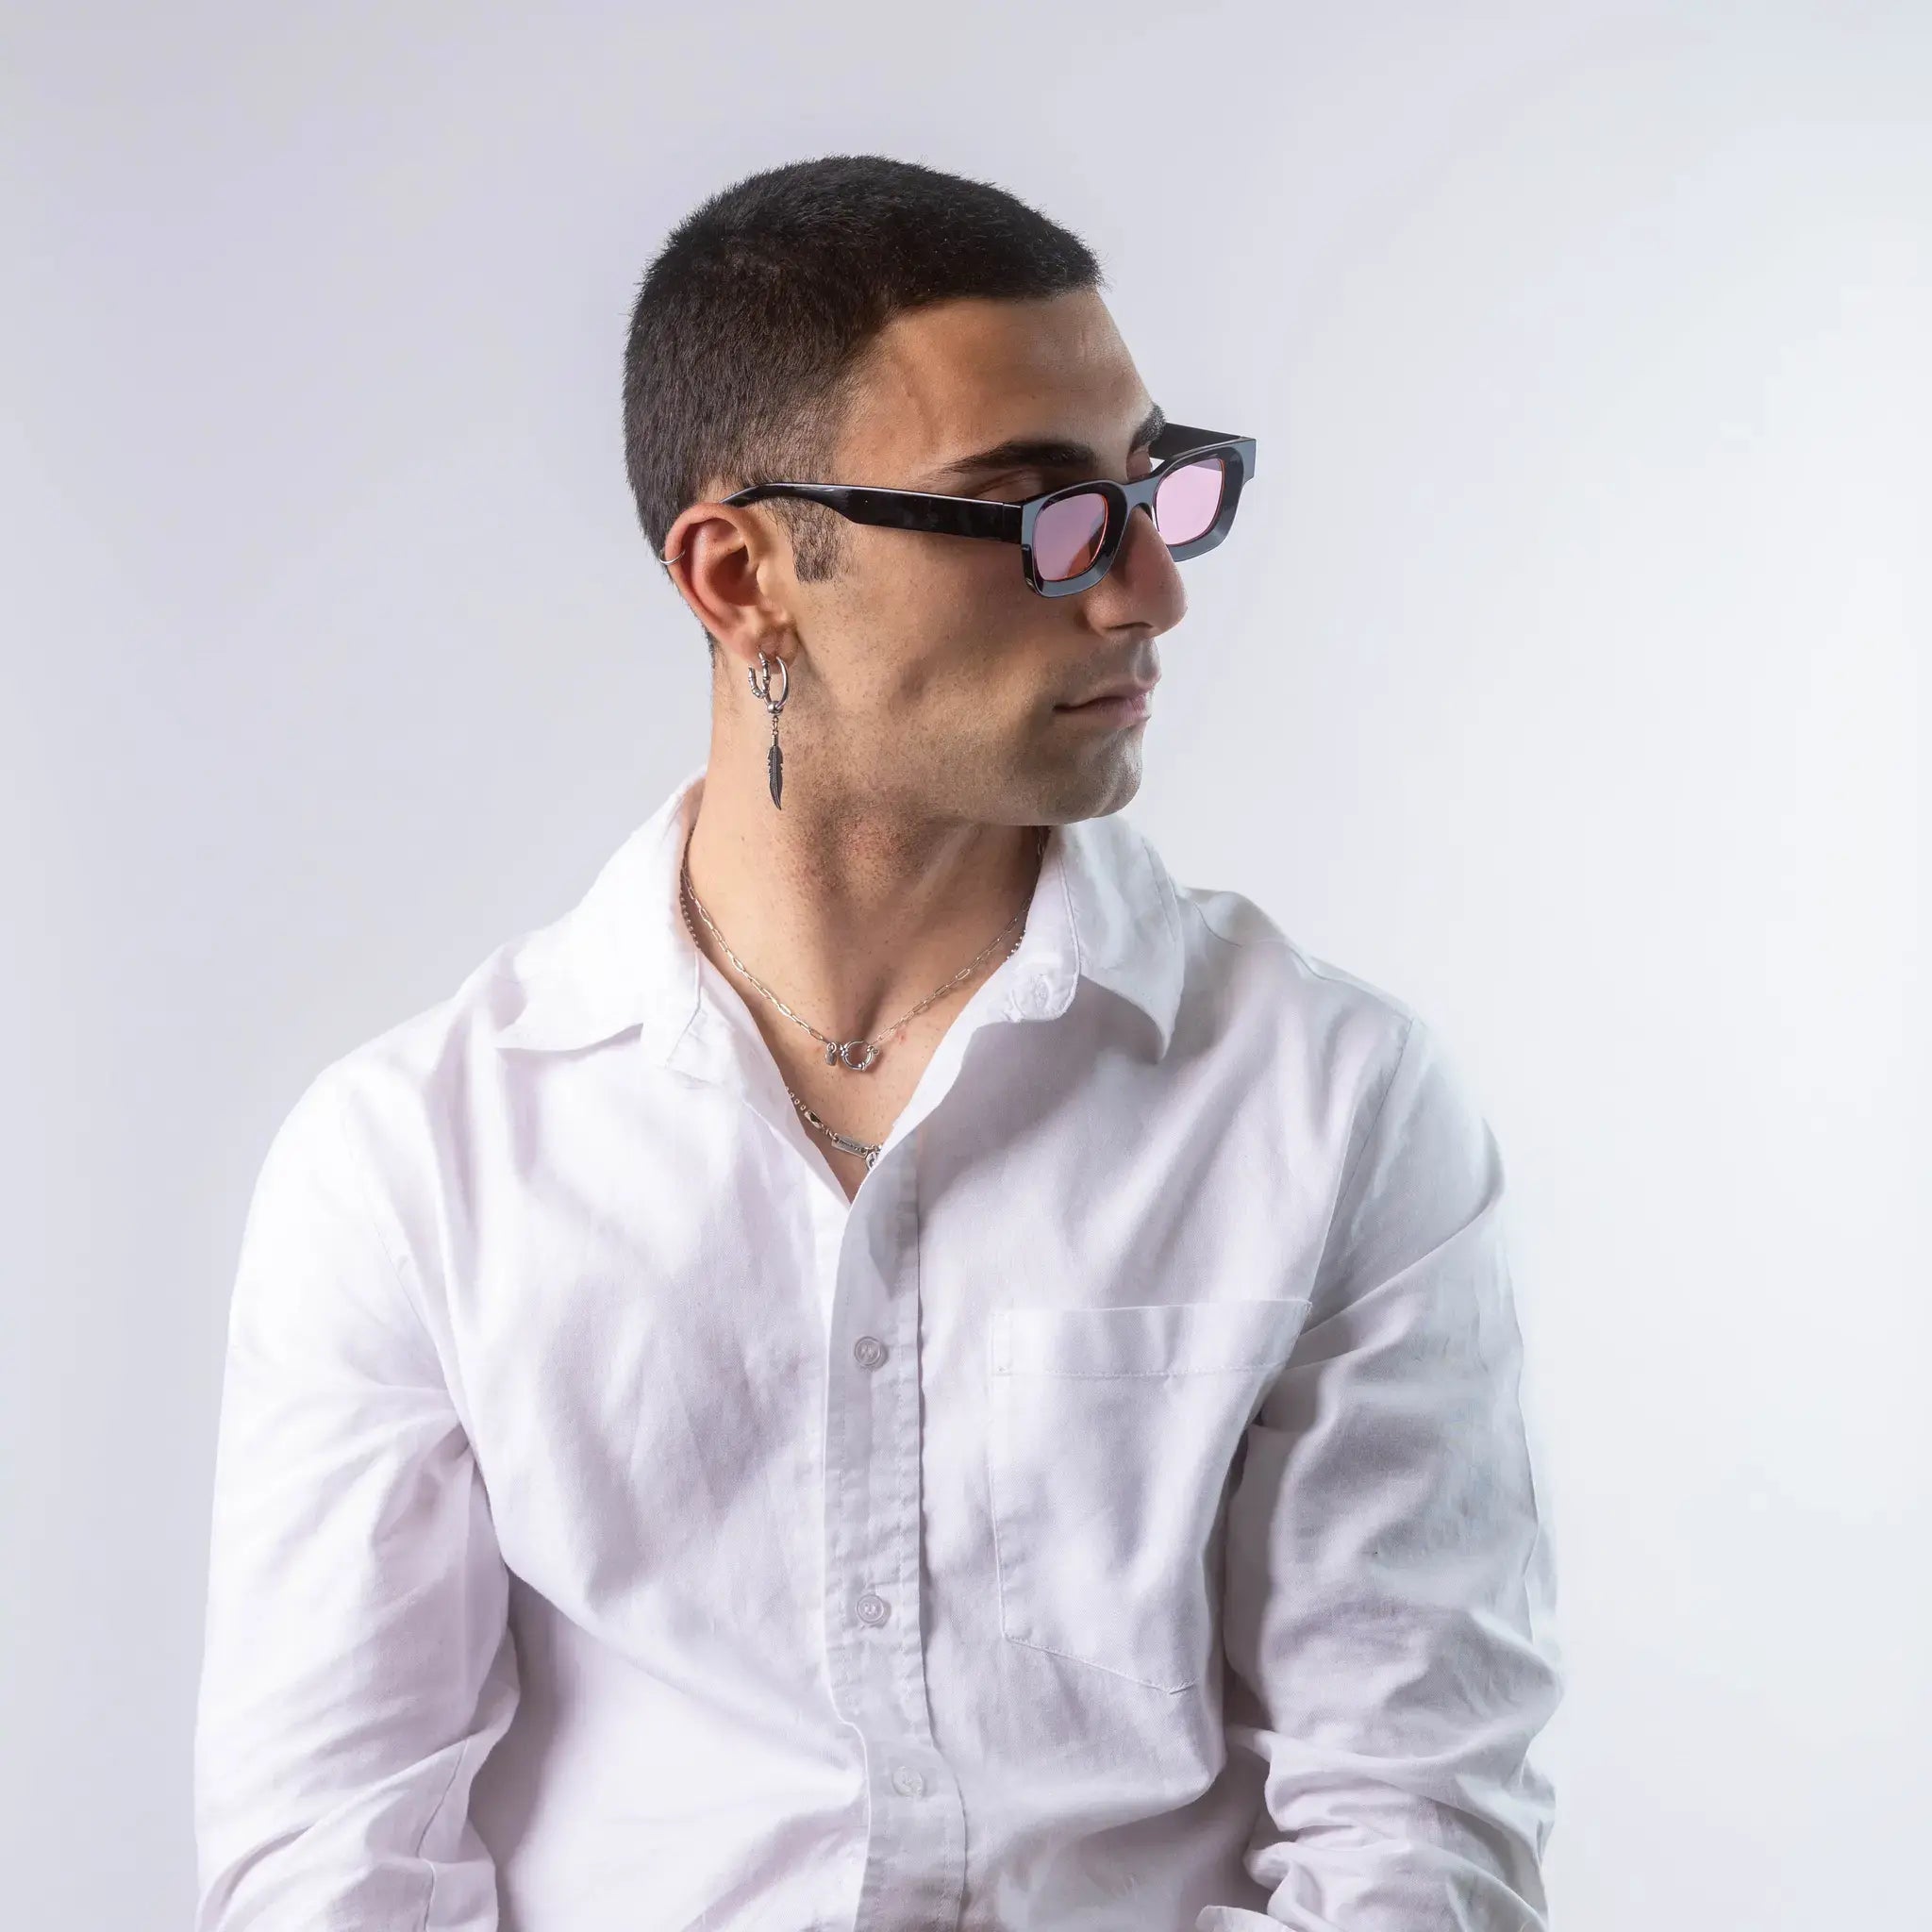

{"left": 496, "top": 759, "right": 1186, "bottom": 1060}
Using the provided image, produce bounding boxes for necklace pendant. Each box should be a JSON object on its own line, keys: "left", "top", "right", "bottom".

{"left": 824, "top": 1041, "right": 840, "bottom": 1066}
{"left": 838, "top": 1038, "right": 879, "bottom": 1073}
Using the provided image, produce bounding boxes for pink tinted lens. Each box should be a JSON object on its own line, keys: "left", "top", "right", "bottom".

{"left": 1033, "top": 491, "right": 1109, "bottom": 581}
{"left": 1154, "top": 456, "right": 1226, "bottom": 544}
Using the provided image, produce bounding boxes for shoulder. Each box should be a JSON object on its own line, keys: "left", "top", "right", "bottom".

{"left": 1170, "top": 875, "right": 1493, "bottom": 1167}
{"left": 1174, "top": 877, "right": 1420, "bottom": 1061}
{"left": 273, "top": 906, "right": 572, "bottom": 1220}
{"left": 340, "top": 931, "right": 547, "bottom": 1102}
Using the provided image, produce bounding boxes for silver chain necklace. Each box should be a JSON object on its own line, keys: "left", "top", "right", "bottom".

{"left": 677, "top": 823, "right": 1046, "bottom": 1170}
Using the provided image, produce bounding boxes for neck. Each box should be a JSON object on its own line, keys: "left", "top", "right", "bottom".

{"left": 680, "top": 746, "right": 1048, "bottom": 1045}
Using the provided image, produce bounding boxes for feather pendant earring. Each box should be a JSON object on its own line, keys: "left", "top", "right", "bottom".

{"left": 748, "top": 649, "right": 791, "bottom": 810}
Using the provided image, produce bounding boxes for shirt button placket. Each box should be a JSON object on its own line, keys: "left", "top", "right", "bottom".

{"left": 824, "top": 1156, "right": 964, "bottom": 1929}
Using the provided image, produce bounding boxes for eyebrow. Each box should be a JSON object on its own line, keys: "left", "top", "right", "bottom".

{"left": 919, "top": 402, "right": 1167, "bottom": 490}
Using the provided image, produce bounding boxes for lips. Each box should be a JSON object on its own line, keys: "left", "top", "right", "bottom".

{"left": 1059, "top": 679, "right": 1159, "bottom": 708}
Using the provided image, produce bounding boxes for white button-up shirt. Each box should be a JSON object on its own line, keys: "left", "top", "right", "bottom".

{"left": 193, "top": 760, "right": 1563, "bottom": 1931}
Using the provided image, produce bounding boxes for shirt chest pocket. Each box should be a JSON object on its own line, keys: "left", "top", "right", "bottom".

{"left": 986, "top": 1296, "right": 1312, "bottom": 1694}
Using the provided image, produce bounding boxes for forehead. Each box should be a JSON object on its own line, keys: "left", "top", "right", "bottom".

{"left": 840, "top": 290, "right": 1150, "bottom": 474}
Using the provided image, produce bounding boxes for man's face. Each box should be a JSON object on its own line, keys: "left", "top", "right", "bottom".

{"left": 749, "top": 288, "right": 1189, "bottom": 829}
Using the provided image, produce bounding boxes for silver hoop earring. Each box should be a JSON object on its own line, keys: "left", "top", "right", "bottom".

{"left": 749, "top": 649, "right": 791, "bottom": 810}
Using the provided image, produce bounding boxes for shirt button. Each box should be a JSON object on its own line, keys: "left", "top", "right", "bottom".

{"left": 856, "top": 1591, "right": 890, "bottom": 1626}
{"left": 1027, "top": 980, "right": 1053, "bottom": 1012}
{"left": 891, "top": 1765, "right": 925, "bottom": 1797}
{"left": 852, "top": 1335, "right": 887, "bottom": 1370}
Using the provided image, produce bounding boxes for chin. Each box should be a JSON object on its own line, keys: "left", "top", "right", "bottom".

{"left": 1021, "top": 742, "right": 1145, "bottom": 823}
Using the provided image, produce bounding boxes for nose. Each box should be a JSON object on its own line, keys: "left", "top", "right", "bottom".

{"left": 1097, "top": 501, "right": 1187, "bottom": 625}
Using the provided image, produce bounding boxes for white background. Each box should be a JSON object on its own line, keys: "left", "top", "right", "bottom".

{"left": 3, "top": 4, "right": 1925, "bottom": 1925}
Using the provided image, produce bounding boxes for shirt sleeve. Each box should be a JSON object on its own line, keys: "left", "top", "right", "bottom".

{"left": 192, "top": 1068, "right": 519, "bottom": 1931}
{"left": 1197, "top": 1013, "right": 1565, "bottom": 1932}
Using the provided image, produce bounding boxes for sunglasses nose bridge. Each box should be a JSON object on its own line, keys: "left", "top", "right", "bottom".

{"left": 1114, "top": 475, "right": 1165, "bottom": 550}
{"left": 1090, "top": 483, "right": 1173, "bottom": 598}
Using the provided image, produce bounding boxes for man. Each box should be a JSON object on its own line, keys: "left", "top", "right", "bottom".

{"left": 193, "top": 154, "right": 1563, "bottom": 1931}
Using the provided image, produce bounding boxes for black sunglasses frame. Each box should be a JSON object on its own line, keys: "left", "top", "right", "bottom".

{"left": 662, "top": 423, "right": 1257, "bottom": 598}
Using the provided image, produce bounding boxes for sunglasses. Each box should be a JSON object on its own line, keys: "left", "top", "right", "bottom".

{"left": 660, "top": 421, "right": 1256, "bottom": 598}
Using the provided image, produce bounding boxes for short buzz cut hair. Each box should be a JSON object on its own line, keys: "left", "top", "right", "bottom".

{"left": 621, "top": 154, "right": 1107, "bottom": 668}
